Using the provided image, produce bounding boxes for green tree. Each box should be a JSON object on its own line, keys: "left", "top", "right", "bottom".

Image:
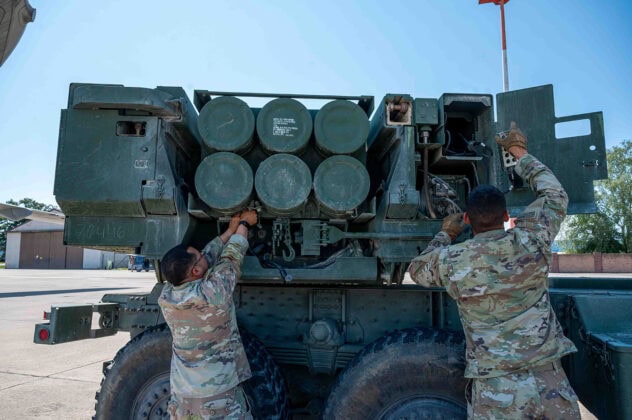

{"left": 0, "top": 198, "right": 56, "bottom": 261}
{"left": 564, "top": 140, "right": 632, "bottom": 253}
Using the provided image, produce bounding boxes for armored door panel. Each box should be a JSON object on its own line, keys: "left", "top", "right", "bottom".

{"left": 54, "top": 109, "right": 159, "bottom": 217}
{"left": 495, "top": 85, "right": 607, "bottom": 214}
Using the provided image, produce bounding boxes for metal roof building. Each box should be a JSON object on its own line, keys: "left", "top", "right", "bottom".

{"left": 6, "top": 220, "right": 127, "bottom": 269}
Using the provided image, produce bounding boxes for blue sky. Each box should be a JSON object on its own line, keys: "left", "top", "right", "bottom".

{"left": 1, "top": 0, "right": 631, "bottom": 206}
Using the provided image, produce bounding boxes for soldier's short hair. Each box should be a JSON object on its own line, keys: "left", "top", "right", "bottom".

{"left": 161, "top": 244, "right": 195, "bottom": 286}
{"left": 466, "top": 185, "right": 506, "bottom": 231}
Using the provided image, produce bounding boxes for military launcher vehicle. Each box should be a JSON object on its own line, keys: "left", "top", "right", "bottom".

{"left": 32, "top": 83, "right": 632, "bottom": 419}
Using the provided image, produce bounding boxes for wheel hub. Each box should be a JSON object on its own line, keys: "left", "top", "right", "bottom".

{"left": 131, "top": 372, "right": 171, "bottom": 419}
{"left": 379, "top": 396, "right": 466, "bottom": 420}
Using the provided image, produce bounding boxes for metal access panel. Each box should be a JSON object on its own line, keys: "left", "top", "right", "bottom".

{"left": 54, "top": 109, "right": 158, "bottom": 217}
{"left": 496, "top": 85, "right": 607, "bottom": 214}
{"left": 34, "top": 303, "right": 119, "bottom": 345}
{"left": 565, "top": 295, "right": 632, "bottom": 419}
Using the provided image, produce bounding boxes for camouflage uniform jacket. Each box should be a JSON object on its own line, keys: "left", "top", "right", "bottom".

{"left": 158, "top": 235, "right": 252, "bottom": 398}
{"left": 408, "top": 154, "right": 577, "bottom": 378}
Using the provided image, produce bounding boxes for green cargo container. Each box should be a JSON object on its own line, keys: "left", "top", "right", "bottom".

{"left": 255, "top": 153, "right": 312, "bottom": 215}
{"left": 197, "top": 96, "right": 255, "bottom": 153}
{"left": 256, "top": 98, "right": 313, "bottom": 154}
{"left": 314, "top": 99, "right": 369, "bottom": 155}
{"left": 313, "top": 155, "right": 370, "bottom": 216}
{"left": 565, "top": 294, "right": 632, "bottom": 419}
{"left": 195, "top": 152, "right": 253, "bottom": 214}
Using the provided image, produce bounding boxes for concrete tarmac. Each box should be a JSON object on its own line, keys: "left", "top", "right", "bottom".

{"left": 0, "top": 269, "right": 156, "bottom": 419}
{"left": 0, "top": 269, "right": 602, "bottom": 419}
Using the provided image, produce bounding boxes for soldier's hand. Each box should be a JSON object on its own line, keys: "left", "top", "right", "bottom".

{"left": 240, "top": 209, "right": 258, "bottom": 226}
{"left": 496, "top": 122, "right": 527, "bottom": 156}
{"left": 441, "top": 212, "right": 465, "bottom": 240}
{"left": 228, "top": 213, "right": 241, "bottom": 233}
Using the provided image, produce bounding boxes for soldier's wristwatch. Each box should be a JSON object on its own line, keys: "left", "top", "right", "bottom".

{"left": 239, "top": 220, "right": 251, "bottom": 229}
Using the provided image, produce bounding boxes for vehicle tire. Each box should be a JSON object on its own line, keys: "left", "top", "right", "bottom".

{"left": 93, "top": 325, "right": 289, "bottom": 419}
{"left": 322, "top": 327, "right": 467, "bottom": 420}
{"left": 241, "top": 330, "right": 290, "bottom": 420}
{"left": 94, "top": 325, "right": 172, "bottom": 419}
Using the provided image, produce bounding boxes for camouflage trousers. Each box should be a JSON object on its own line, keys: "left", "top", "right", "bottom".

{"left": 468, "top": 360, "right": 580, "bottom": 419}
{"left": 168, "top": 385, "right": 252, "bottom": 420}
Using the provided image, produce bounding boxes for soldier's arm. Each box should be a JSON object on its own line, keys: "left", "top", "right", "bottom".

{"left": 513, "top": 154, "right": 569, "bottom": 248}
{"left": 200, "top": 236, "right": 225, "bottom": 263}
{"left": 201, "top": 215, "right": 241, "bottom": 265}
{"left": 200, "top": 235, "right": 248, "bottom": 304}
{"left": 407, "top": 232, "right": 451, "bottom": 288}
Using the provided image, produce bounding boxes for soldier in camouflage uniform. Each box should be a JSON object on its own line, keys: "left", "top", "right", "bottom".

{"left": 158, "top": 210, "right": 258, "bottom": 420}
{"left": 407, "top": 123, "right": 580, "bottom": 419}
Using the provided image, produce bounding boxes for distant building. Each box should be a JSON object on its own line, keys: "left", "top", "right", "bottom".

{"left": 5, "top": 220, "right": 127, "bottom": 269}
